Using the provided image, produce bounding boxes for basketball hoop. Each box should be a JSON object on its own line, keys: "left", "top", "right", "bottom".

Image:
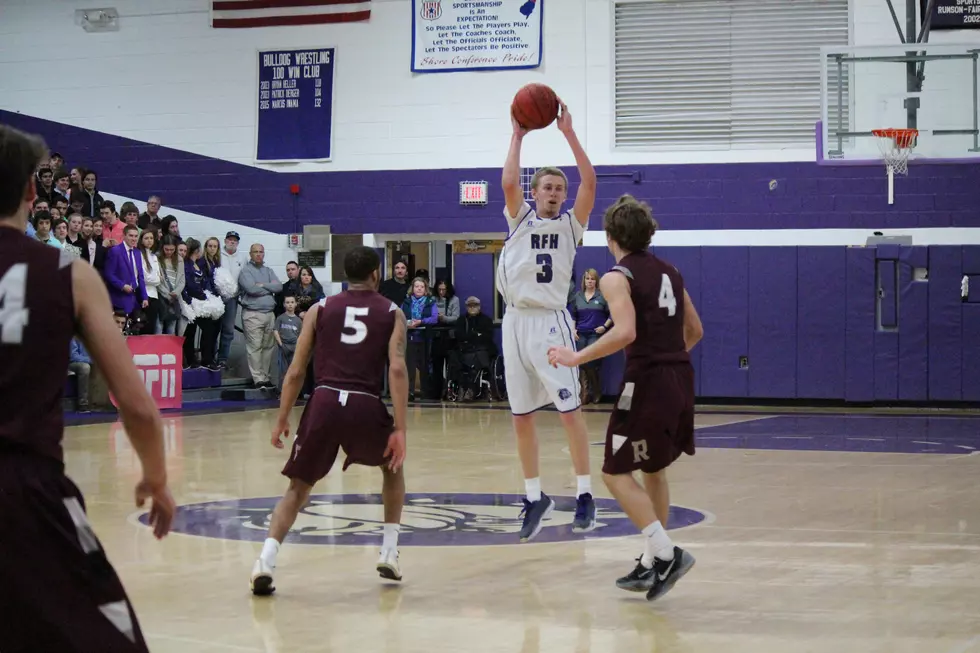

{"left": 872, "top": 128, "right": 918, "bottom": 205}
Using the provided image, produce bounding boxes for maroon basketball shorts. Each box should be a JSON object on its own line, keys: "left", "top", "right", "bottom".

{"left": 0, "top": 449, "right": 149, "bottom": 653}
{"left": 282, "top": 386, "right": 396, "bottom": 486}
{"left": 602, "top": 364, "right": 696, "bottom": 476}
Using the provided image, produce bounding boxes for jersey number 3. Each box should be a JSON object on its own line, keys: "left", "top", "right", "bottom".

{"left": 536, "top": 254, "right": 553, "bottom": 284}
{"left": 659, "top": 273, "right": 677, "bottom": 316}
{"left": 0, "top": 264, "right": 29, "bottom": 345}
{"left": 340, "top": 306, "right": 369, "bottom": 344}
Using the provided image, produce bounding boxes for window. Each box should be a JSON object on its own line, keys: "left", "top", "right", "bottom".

{"left": 613, "top": 0, "right": 849, "bottom": 149}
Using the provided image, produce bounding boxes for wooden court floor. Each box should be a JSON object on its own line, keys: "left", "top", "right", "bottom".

{"left": 65, "top": 405, "right": 980, "bottom": 653}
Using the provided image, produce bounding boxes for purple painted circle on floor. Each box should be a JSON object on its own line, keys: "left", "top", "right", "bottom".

{"left": 142, "top": 492, "right": 706, "bottom": 546}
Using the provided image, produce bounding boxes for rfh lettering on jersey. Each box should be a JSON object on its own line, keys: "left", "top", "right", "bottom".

{"left": 530, "top": 234, "right": 559, "bottom": 249}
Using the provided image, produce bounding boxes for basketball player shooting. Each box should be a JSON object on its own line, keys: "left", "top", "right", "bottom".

{"left": 498, "top": 96, "right": 598, "bottom": 541}
{"left": 547, "top": 195, "right": 704, "bottom": 601}
{"left": 251, "top": 246, "right": 409, "bottom": 596}
{"left": 0, "top": 123, "right": 175, "bottom": 651}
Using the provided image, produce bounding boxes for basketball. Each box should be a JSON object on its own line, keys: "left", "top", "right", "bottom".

{"left": 511, "top": 83, "right": 559, "bottom": 131}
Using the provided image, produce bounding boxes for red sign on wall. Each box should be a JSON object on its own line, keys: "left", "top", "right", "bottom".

{"left": 110, "top": 335, "right": 184, "bottom": 410}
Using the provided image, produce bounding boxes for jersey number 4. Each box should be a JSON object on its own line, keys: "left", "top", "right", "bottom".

{"left": 659, "top": 273, "right": 677, "bottom": 316}
{"left": 340, "top": 306, "right": 369, "bottom": 344}
{"left": 0, "top": 264, "right": 29, "bottom": 345}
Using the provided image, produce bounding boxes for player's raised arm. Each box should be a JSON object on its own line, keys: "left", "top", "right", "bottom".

{"left": 682, "top": 289, "right": 704, "bottom": 352}
{"left": 555, "top": 101, "right": 596, "bottom": 227}
{"left": 72, "top": 259, "right": 174, "bottom": 539}
{"left": 272, "top": 304, "right": 318, "bottom": 448}
{"left": 549, "top": 271, "right": 634, "bottom": 369}
{"left": 386, "top": 309, "right": 409, "bottom": 472}
{"left": 502, "top": 113, "right": 529, "bottom": 220}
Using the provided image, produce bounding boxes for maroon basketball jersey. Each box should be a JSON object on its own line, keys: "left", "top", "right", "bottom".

{"left": 313, "top": 289, "right": 399, "bottom": 396}
{"left": 610, "top": 250, "right": 690, "bottom": 371}
{"left": 0, "top": 226, "right": 75, "bottom": 463}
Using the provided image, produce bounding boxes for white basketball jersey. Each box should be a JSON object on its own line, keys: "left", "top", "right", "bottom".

{"left": 496, "top": 201, "right": 587, "bottom": 310}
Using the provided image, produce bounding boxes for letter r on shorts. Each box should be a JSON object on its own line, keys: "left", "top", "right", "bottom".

{"left": 631, "top": 439, "right": 649, "bottom": 463}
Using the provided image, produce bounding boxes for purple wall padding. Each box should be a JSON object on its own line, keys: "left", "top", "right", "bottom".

{"left": 878, "top": 260, "right": 897, "bottom": 328}
{"left": 961, "top": 304, "right": 980, "bottom": 401}
{"left": 700, "top": 247, "right": 749, "bottom": 397}
{"left": 876, "top": 244, "right": 901, "bottom": 260}
{"left": 748, "top": 247, "right": 798, "bottom": 398}
{"left": 874, "top": 331, "right": 899, "bottom": 401}
{"left": 969, "top": 275, "right": 980, "bottom": 303}
{"left": 453, "top": 253, "right": 495, "bottom": 313}
{"left": 898, "top": 248, "right": 929, "bottom": 401}
{"left": 928, "top": 246, "right": 963, "bottom": 400}
{"left": 962, "top": 246, "right": 980, "bottom": 275}
{"left": 845, "top": 247, "right": 876, "bottom": 402}
{"left": 796, "top": 247, "right": 846, "bottom": 399}
{"left": 661, "top": 247, "right": 702, "bottom": 397}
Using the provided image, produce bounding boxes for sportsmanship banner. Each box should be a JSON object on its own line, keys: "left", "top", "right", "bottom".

{"left": 256, "top": 47, "right": 336, "bottom": 162}
{"left": 923, "top": 0, "right": 980, "bottom": 29}
{"left": 412, "top": 0, "right": 543, "bottom": 73}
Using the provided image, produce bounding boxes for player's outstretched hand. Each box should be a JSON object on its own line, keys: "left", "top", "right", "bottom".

{"left": 547, "top": 345, "right": 578, "bottom": 369}
{"left": 271, "top": 418, "right": 291, "bottom": 449}
{"left": 135, "top": 479, "right": 176, "bottom": 540}
{"left": 556, "top": 100, "right": 573, "bottom": 134}
{"left": 384, "top": 429, "right": 407, "bottom": 473}
{"left": 511, "top": 110, "right": 528, "bottom": 138}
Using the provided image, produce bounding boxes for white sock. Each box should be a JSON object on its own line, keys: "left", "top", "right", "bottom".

{"left": 382, "top": 523, "right": 400, "bottom": 552}
{"left": 640, "top": 521, "right": 674, "bottom": 568}
{"left": 576, "top": 475, "right": 592, "bottom": 497}
{"left": 260, "top": 537, "right": 280, "bottom": 566}
{"left": 525, "top": 477, "right": 542, "bottom": 503}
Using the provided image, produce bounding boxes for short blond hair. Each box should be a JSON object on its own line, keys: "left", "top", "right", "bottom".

{"left": 531, "top": 166, "right": 568, "bottom": 190}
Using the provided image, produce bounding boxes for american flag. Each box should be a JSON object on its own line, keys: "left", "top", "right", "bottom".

{"left": 211, "top": 0, "right": 371, "bottom": 29}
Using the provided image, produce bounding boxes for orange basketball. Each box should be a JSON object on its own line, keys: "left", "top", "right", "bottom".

{"left": 511, "top": 83, "right": 559, "bottom": 131}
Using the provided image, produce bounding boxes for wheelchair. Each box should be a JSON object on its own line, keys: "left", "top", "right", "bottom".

{"left": 444, "top": 352, "right": 507, "bottom": 403}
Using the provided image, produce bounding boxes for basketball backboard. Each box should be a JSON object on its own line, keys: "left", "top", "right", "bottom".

{"left": 818, "top": 42, "right": 980, "bottom": 165}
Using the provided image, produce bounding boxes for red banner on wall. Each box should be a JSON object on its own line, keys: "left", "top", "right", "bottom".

{"left": 110, "top": 335, "right": 184, "bottom": 410}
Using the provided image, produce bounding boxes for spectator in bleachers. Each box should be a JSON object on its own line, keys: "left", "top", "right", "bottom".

{"left": 569, "top": 268, "right": 611, "bottom": 404}
{"left": 52, "top": 196, "right": 68, "bottom": 217}
{"left": 65, "top": 214, "right": 84, "bottom": 249}
{"left": 53, "top": 168, "right": 71, "bottom": 200}
{"left": 177, "top": 241, "right": 188, "bottom": 259}
{"left": 119, "top": 202, "right": 141, "bottom": 232}
{"left": 79, "top": 217, "right": 106, "bottom": 271}
{"left": 429, "top": 279, "right": 460, "bottom": 400}
{"left": 35, "top": 166, "right": 59, "bottom": 205}
{"left": 113, "top": 310, "right": 128, "bottom": 333}
{"left": 138, "top": 229, "right": 162, "bottom": 335}
{"left": 69, "top": 167, "right": 83, "bottom": 190}
{"left": 32, "top": 198, "right": 49, "bottom": 216}
{"left": 217, "top": 231, "right": 245, "bottom": 367}
{"left": 71, "top": 169, "right": 103, "bottom": 217}
{"left": 104, "top": 224, "right": 148, "bottom": 320}
{"left": 274, "top": 295, "right": 302, "bottom": 395}
{"left": 52, "top": 219, "right": 70, "bottom": 249}
{"left": 157, "top": 235, "right": 185, "bottom": 335}
{"left": 68, "top": 338, "right": 92, "bottom": 414}
{"left": 68, "top": 194, "right": 85, "bottom": 219}
{"left": 274, "top": 261, "right": 300, "bottom": 317}
{"left": 139, "top": 195, "right": 162, "bottom": 229}
{"left": 49, "top": 206, "right": 62, "bottom": 222}
{"left": 182, "top": 238, "right": 221, "bottom": 370}
{"left": 200, "top": 237, "right": 224, "bottom": 356}
{"left": 48, "top": 152, "right": 64, "bottom": 172}
{"left": 380, "top": 260, "right": 410, "bottom": 307}
{"left": 294, "top": 265, "right": 325, "bottom": 318}
{"left": 100, "top": 200, "right": 124, "bottom": 248}
{"left": 401, "top": 277, "right": 438, "bottom": 401}
{"left": 32, "top": 211, "right": 61, "bottom": 249}
{"left": 239, "top": 242, "right": 282, "bottom": 388}
{"left": 159, "top": 215, "right": 181, "bottom": 242}
{"left": 451, "top": 296, "right": 497, "bottom": 401}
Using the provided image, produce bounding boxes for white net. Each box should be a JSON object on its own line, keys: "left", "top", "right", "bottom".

{"left": 872, "top": 128, "right": 918, "bottom": 176}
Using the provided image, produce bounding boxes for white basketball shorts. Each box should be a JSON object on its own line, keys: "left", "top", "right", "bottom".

{"left": 502, "top": 306, "right": 582, "bottom": 415}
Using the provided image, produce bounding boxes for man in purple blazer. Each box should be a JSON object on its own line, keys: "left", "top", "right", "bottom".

{"left": 103, "top": 224, "right": 148, "bottom": 317}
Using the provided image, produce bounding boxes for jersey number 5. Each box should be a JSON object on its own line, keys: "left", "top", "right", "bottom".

{"left": 536, "top": 254, "right": 553, "bottom": 284}
{"left": 340, "top": 306, "right": 369, "bottom": 344}
{"left": 0, "top": 264, "right": 29, "bottom": 345}
{"left": 659, "top": 273, "right": 677, "bottom": 316}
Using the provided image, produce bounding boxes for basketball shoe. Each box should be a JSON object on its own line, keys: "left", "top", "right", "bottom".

{"left": 250, "top": 558, "right": 276, "bottom": 596}
{"left": 572, "top": 492, "right": 597, "bottom": 533}
{"left": 615, "top": 546, "right": 695, "bottom": 600}
{"left": 377, "top": 548, "right": 402, "bottom": 581}
{"left": 519, "top": 493, "right": 555, "bottom": 542}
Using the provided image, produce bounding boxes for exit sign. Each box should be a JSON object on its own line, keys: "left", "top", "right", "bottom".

{"left": 459, "top": 181, "right": 488, "bottom": 205}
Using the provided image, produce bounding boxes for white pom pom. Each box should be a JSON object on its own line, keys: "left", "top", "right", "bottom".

{"left": 213, "top": 267, "right": 239, "bottom": 299}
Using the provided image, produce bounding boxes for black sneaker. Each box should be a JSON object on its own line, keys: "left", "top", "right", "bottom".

{"left": 518, "top": 493, "right": 555, "bottom": 542}
{"left": 571, "top": 493, "right": 597, "bottom": 533}
{"left": 645, "top": 547, "right": 696, "bottom": 601}
{"left": 615, "top": 557, "right": 657, "bottom": 593}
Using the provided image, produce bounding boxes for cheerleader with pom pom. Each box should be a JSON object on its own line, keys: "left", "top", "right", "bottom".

{"left": 182, "top": 238, "right": 225, "bottom": 370}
